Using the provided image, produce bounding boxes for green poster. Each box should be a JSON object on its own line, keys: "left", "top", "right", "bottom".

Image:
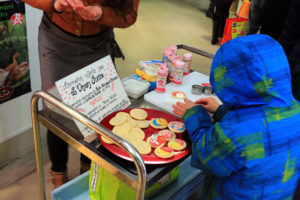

{"left": 0, "top": 0, "right": 30, "bottom": 103}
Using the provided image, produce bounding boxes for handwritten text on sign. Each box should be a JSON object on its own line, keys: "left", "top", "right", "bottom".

{"left": 55, "top": 56, "right": 131, "bottom": 138}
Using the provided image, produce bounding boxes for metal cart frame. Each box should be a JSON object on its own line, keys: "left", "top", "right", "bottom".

{"left": 31, "top": 45, "right": 213, "bottom": 200}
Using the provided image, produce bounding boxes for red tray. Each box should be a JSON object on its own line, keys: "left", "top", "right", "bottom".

{"left": 99, "top": 108, "right": 191, "bottom": 164}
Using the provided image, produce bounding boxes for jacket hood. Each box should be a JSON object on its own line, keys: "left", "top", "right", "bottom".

{"left": 210, "top": 34, "right": 294, "bottom": 109}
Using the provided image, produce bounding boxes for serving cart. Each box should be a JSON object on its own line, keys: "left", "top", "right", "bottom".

{"left": 30, "top": 45, "right": 214, "bottom": 200}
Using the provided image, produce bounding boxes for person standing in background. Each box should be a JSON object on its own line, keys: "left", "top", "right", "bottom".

{"left": 229, "top": 0, "right": 239, "bottom": 16}
{"left": 279, "top": 0, "right": 300, "bottom": 101}
{"left": 246, "top": 0, "right": 291, "bottom": 40}
{"left": 210, "top": 0, "right": 233, "bottom": 45}
{"left": 22, "top": 0, "right": 140, "bottom": 188}
{"left": 206, "top": 0, "right": 214, "bottom": 18}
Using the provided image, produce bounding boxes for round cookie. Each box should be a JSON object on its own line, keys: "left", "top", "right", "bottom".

{"left": 112, "top": 123, "right": 131, "bottom": 135}
{"left": 171, "top": 91, "right": 186, "bottom": 99}
{"left": 154, "top": 147, "right": 174, "bottom": 159}
{"left": 150, "top": 118, "right": 168, "bottom": 129}
{"left": 101, "top": 135, "right": 113, "bottom": 144}
{"left": 136, "top": 120, "right": 150, "bottom": 129}
{"left": 127, "top": 117, "right": 137, "bottom": 128}
{"left": 168, "top": 121, "right": 186, "bottom": 133}
{"left": 129, "top": 127, "right": 145, "bottom": 140}
{"left": 112, "top": 125, "right": 130, "bottom": 141}
{"left": 116, "top": 111, "right": 131, "bottom": 119}
{"left": 158, "top": 129, "right": 176, "bottom": 141}
{"left": 168, "top": 139, "right": 187, "bottom": 151}
{"left": 133, "top": 141, "right": 152, "bottom": 155}
{"left": 130, "top": 108, "right": 148, "bottom": 120}
{"left": 147, "top": 134, "right": 166, "bottom": 148}
{"left": 109, "top": 115, "right": 127, "bottom": 126}
{"left": 114, "top": 130, "right": 139, "bottom": 145}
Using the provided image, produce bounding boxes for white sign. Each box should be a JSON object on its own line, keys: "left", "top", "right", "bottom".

{"left": 55, "top": 56, "right": 131, "bottom": 137}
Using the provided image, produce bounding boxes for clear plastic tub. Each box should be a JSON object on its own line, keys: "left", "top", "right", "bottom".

{"left": 122, "top": 76, "right": 150, "bottom": 99}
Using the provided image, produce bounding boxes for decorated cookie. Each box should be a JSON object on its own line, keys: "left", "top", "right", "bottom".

{"left": 172, "top": 91, "right": 186, "bottom": 99}
{"left": 109, "top": 115, "right": 127, "bottom": 126}
{"left": 168, "top": 139, "right": 187, "bottom": 151}
{"left": 154, "top": 147, "right": 174, "bottom": 159}
{"left": 136, "top": 120, "right": 150, "bottom": 129}
{"left": 158, "top": 129, "right": 176, "bottom": 141}
{"left": 130, "top": 108, "right": 148, "bottom": 120}
{"left": 150, "top": 118, "right": 168, "bottom": 129}
{"left": 168, "top": 121, "right": 186, "bottom": 133}
{"left": 147, "top": 134, "right": 166, "bottom": 148}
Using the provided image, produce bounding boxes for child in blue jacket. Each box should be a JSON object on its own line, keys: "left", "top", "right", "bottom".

{"left": 173, "top": 34, "right": 300, "bottom": 199}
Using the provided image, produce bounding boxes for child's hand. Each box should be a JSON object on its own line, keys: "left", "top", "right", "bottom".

{"left": 195, "top": 97, "right": 220, "bottom": 114}
{"left": 172, "top": 99, "right": 196, "bottom": 117}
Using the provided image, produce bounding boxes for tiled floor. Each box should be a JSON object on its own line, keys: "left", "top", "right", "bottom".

{"left": 0, "top": 0, "right": 220, "bottom": 199}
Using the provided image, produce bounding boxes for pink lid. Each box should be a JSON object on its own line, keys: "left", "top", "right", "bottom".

{"left": 201, "top": 83, "right": 211, "bottom": 86}
{"left": 160, "top": 63, "right": 167, "bottom": 68}
{"left": 184, "top": 53, "right": 192, "bottom": 60}
{"left": 168, "top": 54, "right": 176, "bottom": 60}
{"left": 164, "top": 48, "right": 172, "bottom": 56}
{"left": 158, "top": 66, "right": 168, "bottom": 74}
{"left": 175, "top": 61, "right": 185, "bottom": 68}
{"left": 170, "top": 45, "right": 177, "bottom": 55}
{"left": 171, "top": 56, "right": 181, "bottom": 64}
{"left": 174, "top": 55, "right": 181, "bottom": 60}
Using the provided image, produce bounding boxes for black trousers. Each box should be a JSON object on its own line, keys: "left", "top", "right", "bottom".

{"left": 47, "top": 130, "right": 91, "bottom": 172}
{"left": 212, "top": 0, "right": 233, "bottom": 37}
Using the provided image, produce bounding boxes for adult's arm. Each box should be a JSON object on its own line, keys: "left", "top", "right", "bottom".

{"left": 22, "top": 0, "right": 140, "bottom": 28}
{"left": 95, "top": 0, "right": 140, "bottom": 28}
{"left": 279, "top": 0, "right": 300, "bottom": 55}
{"left": 183, "top": 105, "right": 240, "bottom": 178}
{"left": 21, "top": 0, "right": 54, "bottom": 12}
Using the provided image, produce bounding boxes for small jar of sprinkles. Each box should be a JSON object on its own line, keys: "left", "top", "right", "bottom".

{"left": 172, "top": 61, "right": 185, "bottom": 85}
{"left": 183, "top": 53, "right": 192, "bottom": 75}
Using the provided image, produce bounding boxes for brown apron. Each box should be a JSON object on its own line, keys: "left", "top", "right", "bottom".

{"left": 38, "top": 13, "right": 124, "bottom": 91}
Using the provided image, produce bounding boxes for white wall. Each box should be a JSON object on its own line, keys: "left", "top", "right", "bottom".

{"left": 0, "top": 4, "right": 42, "bottom": 143}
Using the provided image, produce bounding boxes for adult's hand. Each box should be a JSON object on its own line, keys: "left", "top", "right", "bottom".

{"left": 172, "top": 99, "right": 196, "bottom": 117}
{"left": 66, "top": 0, "right": 103, "bottom": 21}
{"left": 195, "top": 97, "right": 220, "bottom": 114}
{"left": 54, "top": 0, "right": 71, "bottom": 12}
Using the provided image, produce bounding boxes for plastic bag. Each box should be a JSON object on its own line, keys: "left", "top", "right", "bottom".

{"left": 89, "top": 161, "right": 180, "bottom": 200}
{"left": 220, "top": 17, "right": 248, "bottom": 45}
{"left": 89, "top": 162, "right": 136, "bottom": 200}
{"left": 237, "top": 0, "right": 251, "bottom": 19}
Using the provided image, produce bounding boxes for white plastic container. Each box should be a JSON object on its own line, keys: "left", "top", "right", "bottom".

{"left": 122, "top": 76, "right": 150, "bottom": 99}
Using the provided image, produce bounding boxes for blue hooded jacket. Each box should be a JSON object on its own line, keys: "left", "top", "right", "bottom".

{"left": 183, "top": 34, "right": 300, "bottom": 199}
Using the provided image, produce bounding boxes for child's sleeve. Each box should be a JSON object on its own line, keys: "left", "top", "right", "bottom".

{"left": 183, "top": 105, "right": 241, "bottom": 178}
